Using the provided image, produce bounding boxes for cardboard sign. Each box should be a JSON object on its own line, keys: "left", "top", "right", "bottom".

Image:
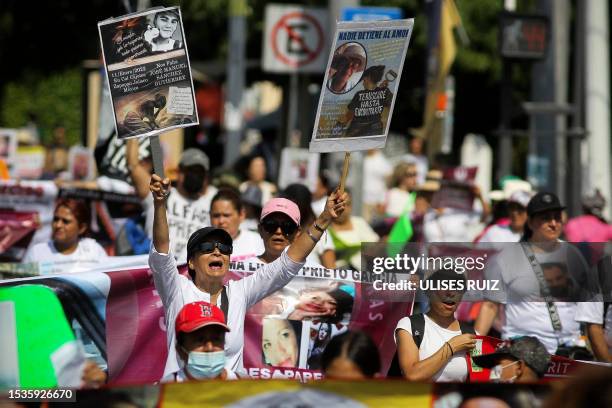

{"left": 277, "top": 147, "right": 320, "bottom": 192}
{"left": 98, "top": 7, "right": 198, "bottom": 139}
{"left": 310, "top": 19, "right": 413, "bottom": 153}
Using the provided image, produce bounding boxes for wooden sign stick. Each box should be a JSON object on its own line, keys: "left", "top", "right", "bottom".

{"left": 149, "top": 135, "right": 165, "bottom": 178}
{"left": 339, "top": 152, "right": 351, "bottom": 195}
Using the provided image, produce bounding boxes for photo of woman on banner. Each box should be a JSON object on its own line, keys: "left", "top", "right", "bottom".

{"left": 326, "top": 42, "right": 366, "bottom": 94}
{"left": 334, "top": 65, "right": 393, "bottom": 139}
{"left": 262, "top": 318, "right": 301, "bottom": 368}
{"left": 143, "top": 9, "right": 183, "bottom": 52}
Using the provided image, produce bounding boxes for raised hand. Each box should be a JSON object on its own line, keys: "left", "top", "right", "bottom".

{"left": 150, "top": 173, "right": 170, "bottom": 203}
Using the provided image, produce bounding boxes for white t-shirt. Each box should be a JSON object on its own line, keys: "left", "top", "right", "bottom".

{"left": 478, "top": 224, "right": 522, "bottom": 243}
{"left": 23, "top": 238, "right": 108, "bottom": 274}
{"left": 394, "top": 314, "right": 468, "bottom": 382}
{"left": 363, "top": 152, "right": 392, "bottom": 205}
{"left": 143, "top": 186, "right": 218, "bottom": 264}
{"left": 149, "top": 245, "right": 304, "bottom": 379}
{"left": 484, "top": 243, "right": 594, "bottom": 353}
{"left": 230, "top": 229, "right": 265, "bottom": 262}
{"left": 575, "top": 302, "right": 612, "bottom": 352}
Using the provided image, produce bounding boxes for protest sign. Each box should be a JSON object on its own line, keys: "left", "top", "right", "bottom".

{"left": 0, "top": 129, "right": 17, "bottom": 166}
{"left": 309, "top": 19, "right": 413, "bottom": 153}
{"left": 431, "top": 166, "right": 478, "bottom": 211}
{"left": 12, "top": 146, "right": 46, "bottom": 179}
{"left": 278, "top": 148, "right": 320, "bottom": 192}
{"left": 68, "top": 146, "right": 95, "bottom": 181}
{"left": 98, "top": 7, "right": 198, "bottom": 140}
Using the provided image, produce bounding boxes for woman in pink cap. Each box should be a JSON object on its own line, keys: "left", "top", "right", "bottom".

{"left": 149, "top": 173, "right": 347, "bottom": 381}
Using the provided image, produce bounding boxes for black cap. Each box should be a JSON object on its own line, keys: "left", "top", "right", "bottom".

{"left": 526, "top": 192, "right": 565, "bottom": 217}
{"left": 186, "top": 227, "right": 232, "bottom": 263}
{"left": 472, "top": 336, "right": 551, "bottom": 378}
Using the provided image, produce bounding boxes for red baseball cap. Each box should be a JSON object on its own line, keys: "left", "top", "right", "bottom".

{"left": 175, "top": 301, "right": 230, "bottom": 334}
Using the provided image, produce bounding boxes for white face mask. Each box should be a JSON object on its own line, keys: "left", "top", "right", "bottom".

{"left": 489, "top": 360, "right": 519, "bottom": 383}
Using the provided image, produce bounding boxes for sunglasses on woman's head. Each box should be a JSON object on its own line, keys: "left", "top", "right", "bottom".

{"left": 261, "top": 219, "right": 298, "bottom": 237}
{"left": 193, "top": 241, "right": 233, "bottom": 255}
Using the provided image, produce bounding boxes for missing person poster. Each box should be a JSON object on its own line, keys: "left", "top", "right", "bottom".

{"left": 277, "top": 148, "right": 320, "bottom": 192}
{"left": 310, "top": 19, "right": 413, "bottom": 153}
{"left": 98, "top": 7, "right": 198, "bottom": 139}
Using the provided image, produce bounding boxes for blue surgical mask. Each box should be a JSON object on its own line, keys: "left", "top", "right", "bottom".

{"left": 185, "top": 350, "right": 225, "bottom": 379}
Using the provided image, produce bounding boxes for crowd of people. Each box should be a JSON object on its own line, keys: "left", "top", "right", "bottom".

{"left": 8, "top": 132, "right": 612, "bottom": 390}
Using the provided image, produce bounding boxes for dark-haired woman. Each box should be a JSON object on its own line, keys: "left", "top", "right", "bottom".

{"left": 23, "top": 199, "right": 108, "bottom": 274}
{"left": 395, "top": 270, "right": 476, "bottom": 382}
{"left": 321, "top": 331, "right": 381, "bottom": 379}
{"left": 210, "top": 188, "right": 264, "bottom": 261}
{"left": 149, "top": 174, "right": 347, "bottom": 380}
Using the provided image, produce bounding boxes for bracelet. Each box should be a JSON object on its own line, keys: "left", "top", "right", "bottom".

{"left": 307, "top": 229, "right": 319, "bottom": 244}
{"left": 446, "top": 341, "right": 454, "bottom": 356}
{"left": 313, "top": 221, "right": 325, "bottom": 232}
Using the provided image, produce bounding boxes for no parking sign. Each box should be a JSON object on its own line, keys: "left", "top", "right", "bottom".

{"left": 262, "top": 5, "right": 329, "bottom": 73}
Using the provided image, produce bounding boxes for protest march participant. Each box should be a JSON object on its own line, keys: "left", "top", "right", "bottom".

{"left": 144, "top": 9, "right": 183, "bottom": 52}
{"left": 149, "top": 173, "right": 347, "bottom": 378}
{"left": 394, "top": 269, "right": 476, "bottom": 382}
{"left": 280, "top": 183, "right": 336, "bottom": 268}
{"left": 385, "top": 162, "right": 418, "bottom": 218}
{"left": 321, "top": 331, "right": 381, "bottom": 379}
{"left": 472, "top": 336, "right": 551, "bottom": 383}
{"left": 564, "top": 189, "right": 612, "bottom": 242}
{"left": 329, "top": 193, "right": 379, "bottom": 270}
{"left": 575, "top": 301, "right": 612, "bottom": 362}
{"left": 210, "top": 188, "right": 264, "bottom": 261}
{"left": 311, "top": 171, "right": 331, "bottom": 216}
{"left": 23, "top": 198, "right": 108, "bottom": 273}
{"left": 172, "top": 301, "right": 239, "bottom": 381}
{"left": 251, "top": 198, "right": 301, "bottom": 265}
{"left": 475, "top": 192, "right": 597, "bottom": 355}
{"left": 127, "top": 139, "right": 218, "bottom": 263}
{"left": 478, "top": 190, "right": 532, "bottom": 243}
{"left": 239, "top": 155, "right": 277, "bottom": 208}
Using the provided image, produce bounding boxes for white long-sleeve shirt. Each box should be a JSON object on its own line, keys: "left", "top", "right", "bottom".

{"left": 149, "top": 245, "right": 304, "bottom": 380}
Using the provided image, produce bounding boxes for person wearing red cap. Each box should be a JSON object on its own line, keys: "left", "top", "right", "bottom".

{"left": 149, "top": 173, "right": 348, "bottom": 380}
{"left": 173, "top": 301, "right": 238, "bottom": 381}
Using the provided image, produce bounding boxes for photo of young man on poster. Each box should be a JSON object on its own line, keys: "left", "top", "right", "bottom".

{"left": 143, "top": 9, "right": 183, "bottom": 53}
{"left": 335, "top": 65, "right": 393, "bottom": 139}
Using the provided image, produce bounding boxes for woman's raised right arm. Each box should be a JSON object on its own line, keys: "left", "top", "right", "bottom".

{"left": 150, "top": 173, "right": 170, "bottom": 254}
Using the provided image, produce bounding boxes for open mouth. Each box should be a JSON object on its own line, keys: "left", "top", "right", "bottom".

{"left": 442, "top": 301, "right": 456, "bottom": 307}
{"left": 208, "top": 261, "right": 223, "bottom": 270}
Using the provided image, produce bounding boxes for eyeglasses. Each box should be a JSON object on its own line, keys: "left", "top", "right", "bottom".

{"left": 261, "top": 219, "right": 298, "bottom": 237}
{"left": 193, "top": 241, "right": 233, "bottom": 256}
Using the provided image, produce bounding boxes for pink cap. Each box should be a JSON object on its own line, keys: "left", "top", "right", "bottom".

{"left": 260, "top": 198, "right": 300, "bottom": 226}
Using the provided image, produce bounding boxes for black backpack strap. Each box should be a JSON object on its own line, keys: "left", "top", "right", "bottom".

{"left": 409, "top": 313, "right": 426, "bottom": 348}
{"left": 387, "top": 314, "right": 425, "bottom": 377}
{"left": 459, "top": 320, "right": 476, "bottom": 335}
{"left": 219, "top": 285, "right": 229, "bottom": 320}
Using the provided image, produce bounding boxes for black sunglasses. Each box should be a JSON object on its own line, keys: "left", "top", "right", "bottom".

{"left": 193, "top": 241, "right": 233, "bottom": 256}
{"left": 261, "top": 219, "right": 298, "bottom": 237}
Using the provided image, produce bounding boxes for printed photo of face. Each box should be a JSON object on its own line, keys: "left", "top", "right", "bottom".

{"left": 154, "top": 12, "right": 178, "bottom": 39}
{"left": 262, "top": 318, "right": 299, "bottom": 368}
